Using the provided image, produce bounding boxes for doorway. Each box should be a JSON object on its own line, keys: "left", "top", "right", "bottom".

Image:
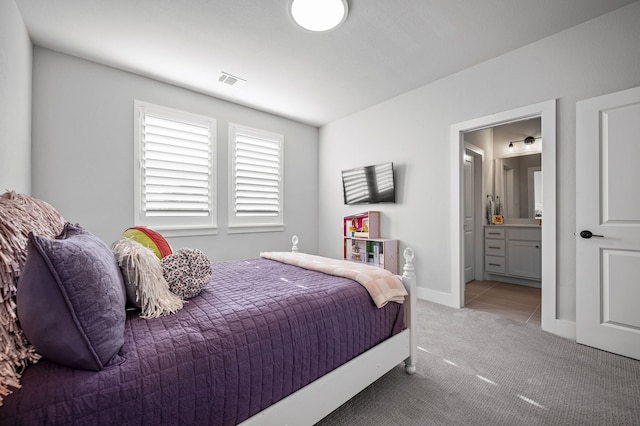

{"left": 450, "top": 100, "right": 557, "bottom": 334}
{"left": 463, "top": 118, "right": 542, "bottom": 324}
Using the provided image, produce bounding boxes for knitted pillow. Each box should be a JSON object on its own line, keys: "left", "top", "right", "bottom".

{"left": 122, "top": 226, "right": 172, "bottom": 259}
{"left": 16, "top": 223, "right": 127, "bottom": 371}
{"left": 161, "top": 248, "right": 212, "bottom": 299}
{"left": 0, "top": 191, "right": 65, "bottom": 404}
{"left": 111, "top": 238, "right": 183, "bottom": 318}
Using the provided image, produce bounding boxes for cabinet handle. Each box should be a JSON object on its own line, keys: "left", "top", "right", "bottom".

{"left": 488, "top": 232, "right": 500, "bottom": 235}
{"left": 488, "top": 246, "right": 501, "bottom": 249}
{"left": 488, "top": 263, "right": 501, "bottom": 266}
{"left": 535, "top": 245, "right": 540, "bottom": 249}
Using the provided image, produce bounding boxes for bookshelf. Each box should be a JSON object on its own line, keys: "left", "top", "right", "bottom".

{"left": 342, "top": 211, "right": 398, "bottom": 274}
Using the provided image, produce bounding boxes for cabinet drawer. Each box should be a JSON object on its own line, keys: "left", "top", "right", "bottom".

{"left": 485, "top": 228, "right": 505, "bottom": 239}
{"left": 507, "top": 228, "right": 541, "bottom": 241}
{"left": 484, "top": 239, "right": 505, "bottom": 256}
{"left": 485, "top": 256, "right": 506, "bottom": 274}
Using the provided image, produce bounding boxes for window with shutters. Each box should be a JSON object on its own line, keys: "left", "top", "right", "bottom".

{"left": 228, "top": 123, "right": 284, "bottom": 233}
{"left": 134, "top": 101, "right": 217, "bottom": 236}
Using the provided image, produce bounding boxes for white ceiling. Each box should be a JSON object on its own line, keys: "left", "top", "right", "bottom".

{"left": 15, "top": 0, "right": 636, "bottom": 127}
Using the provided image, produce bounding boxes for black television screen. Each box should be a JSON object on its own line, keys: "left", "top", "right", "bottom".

{"left": 342, "top": 162, "right": 396, "bottom": 205}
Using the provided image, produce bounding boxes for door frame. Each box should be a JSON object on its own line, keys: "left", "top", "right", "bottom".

{"left": 450, "top": 100, "right": 558, "bottom": 334}
{"left": 465, "top": 142, "right": 485, "bottom": 281}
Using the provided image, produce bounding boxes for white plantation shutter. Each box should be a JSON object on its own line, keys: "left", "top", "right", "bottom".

{"left": 229, "top": 124, "right": 284, "bottom": 232}
{"left": 134, "top": 101, "right": 217, "bottom": 235}
{"left": 143, "top": 115, "right": 211, "bottom": 216}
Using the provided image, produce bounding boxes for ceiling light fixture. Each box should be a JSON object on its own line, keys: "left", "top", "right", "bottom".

{"left": 289, "top": 0, "right": 348, "bottom": 32}
{"left": 508, "top": 142, "right": 514, "bottom": 153}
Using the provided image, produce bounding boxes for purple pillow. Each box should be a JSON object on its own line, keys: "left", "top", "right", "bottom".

{"left": 17, "top": 223, "right": 126, "bottom": 371}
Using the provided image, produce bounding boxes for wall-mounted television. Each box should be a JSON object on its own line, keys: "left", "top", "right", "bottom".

{"left": 341, "top": 162, "right": 396, "bottom": 205}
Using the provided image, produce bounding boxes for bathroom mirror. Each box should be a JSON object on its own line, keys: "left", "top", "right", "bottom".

{"left": 494, "top": 153, "right": 541, "bottom": 218}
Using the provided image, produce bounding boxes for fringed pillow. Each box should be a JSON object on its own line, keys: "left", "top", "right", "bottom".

{"left": 0, "top": 191, "right": 65, "bottom": 405}
{"left": 161, "top": 248, "right": 212, "bottom": 299}
{"left": 111, "top": 238, "right": 183, "bottom": 318}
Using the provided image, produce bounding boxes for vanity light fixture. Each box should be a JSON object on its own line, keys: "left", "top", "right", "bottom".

{"left": 508, "top": 136, "right": 539, "bottom": 153}
{"left": 524, "top": 136, "right": 535, "bottom": 150}
{"left": 289, "top": 0, "right": 349, "bottom": 32}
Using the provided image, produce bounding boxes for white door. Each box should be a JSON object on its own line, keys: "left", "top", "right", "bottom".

{"left": 576, "top": 86, "right": 640, "bottom": 360}
{"left": 463, "top": 154, "right": 475, "bottom": 283}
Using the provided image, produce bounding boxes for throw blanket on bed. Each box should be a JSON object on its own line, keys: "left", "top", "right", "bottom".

{"left": 260, "top": 251, "right": 407, "bottom": 308}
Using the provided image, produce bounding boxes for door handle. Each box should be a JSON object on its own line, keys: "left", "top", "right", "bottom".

{"left": 579, "top": 230, "right": 604, "bottom": 239}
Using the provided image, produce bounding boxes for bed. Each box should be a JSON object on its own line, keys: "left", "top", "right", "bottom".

{"left": 0, "top": 236, "right": 417, "bottom": 425}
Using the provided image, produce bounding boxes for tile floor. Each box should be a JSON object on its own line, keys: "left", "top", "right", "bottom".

{"left": 465, "top": 280, "right": 541, "bottom": 327}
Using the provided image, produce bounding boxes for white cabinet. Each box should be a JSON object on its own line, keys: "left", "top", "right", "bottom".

{"left": 507, "top": 241, "right": 541, "bottom": 279}
{"left": 485, "top": 255, "right": 506, "bottom": 274}
{"left": 484, "top": 228, "right": 506, "bottom": 274}
{"left": 484, "top": 226, "right": 541, "bottom": 283}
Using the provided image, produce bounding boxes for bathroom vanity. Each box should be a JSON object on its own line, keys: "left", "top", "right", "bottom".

{"left": 484, "top": 224, "right": 541, "bottom": 287}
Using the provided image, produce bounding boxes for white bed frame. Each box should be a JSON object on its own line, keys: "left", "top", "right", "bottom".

{"left": 240, "top": 237, "right": 417, "bottom": 426}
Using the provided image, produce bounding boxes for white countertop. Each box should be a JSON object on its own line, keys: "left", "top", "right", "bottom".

{"left": 485, "top": 224, "right": 541, "bottom": 228}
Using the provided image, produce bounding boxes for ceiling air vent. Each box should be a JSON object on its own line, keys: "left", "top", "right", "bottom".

{"left": 218, "top": 72, "right": 246, "bottom": 88}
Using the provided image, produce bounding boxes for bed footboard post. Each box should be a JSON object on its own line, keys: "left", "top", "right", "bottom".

{"left": 291, "top": 235, "right": 299, "bottom": 253}
{"left": 402, "top": 248, "right": 417, "bottom": 375}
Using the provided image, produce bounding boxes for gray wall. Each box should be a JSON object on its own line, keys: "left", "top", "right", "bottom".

{"left": 318, "top": 2, "right": 640, "bottom": 323}
{"left": 0, "top": 0, "right": 32, "bottom": 194}
{"left": 31, "top": 48, "right": 319, "bottom": 259}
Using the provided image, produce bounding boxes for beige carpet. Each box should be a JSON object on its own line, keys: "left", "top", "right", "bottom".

{"left": 316, "top": 300, "right": 640, "bottom": 425}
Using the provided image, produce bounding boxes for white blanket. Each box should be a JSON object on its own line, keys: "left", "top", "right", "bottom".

{"left": 260, "top": 252, "right": 407, "bottom": 308}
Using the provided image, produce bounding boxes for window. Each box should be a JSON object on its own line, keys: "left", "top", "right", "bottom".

{"left": 228, "top": 123, "right": 284, "bottom": 233}
{"left": 134, "top": 101, "right": 217, "bottom": 236}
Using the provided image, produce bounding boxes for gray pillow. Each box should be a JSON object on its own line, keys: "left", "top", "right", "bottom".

{"left": 17, "top": 223, "right": 126, "bottom": 371}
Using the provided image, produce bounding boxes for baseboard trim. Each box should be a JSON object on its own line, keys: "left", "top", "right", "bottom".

{"left": 416, "top": 287, "right": 457, "bottom": 308}
{"left": 552, "top": 319, "right": 576, "bottom": 340}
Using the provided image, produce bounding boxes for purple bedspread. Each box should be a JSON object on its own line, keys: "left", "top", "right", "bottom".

{"left": 1, "top": 258, "right": 404, "bottom": 425}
